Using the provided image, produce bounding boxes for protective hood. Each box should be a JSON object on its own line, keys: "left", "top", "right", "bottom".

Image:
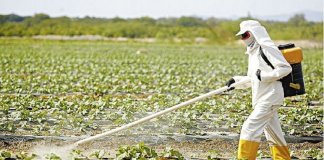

{"left": 236, "top": 20, "right": 278, "bottom": 52}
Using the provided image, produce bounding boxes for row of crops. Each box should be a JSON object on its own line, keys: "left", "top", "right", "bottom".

{"left": 0, "top": 143, "right": 323, "bottom": 159}
{"left": 0, "top": 142, "right": 188, "bottom": 160}
{"left": 0, "top": 39, "right": 323, "bottom": 158}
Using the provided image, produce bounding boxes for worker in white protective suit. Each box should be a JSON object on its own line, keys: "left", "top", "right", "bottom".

{"left": 226, "top": 20, "right": 292, "bottom": 160}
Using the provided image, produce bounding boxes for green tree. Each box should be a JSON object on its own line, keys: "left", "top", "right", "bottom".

{"left": 288, "top": 14, "right": 307, "bottom": 25}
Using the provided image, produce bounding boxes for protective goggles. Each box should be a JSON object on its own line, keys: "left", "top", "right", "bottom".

{"left": 241, "top": 32, "right": 251, "bottom": 40}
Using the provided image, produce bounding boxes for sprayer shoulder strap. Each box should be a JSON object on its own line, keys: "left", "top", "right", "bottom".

{"left": 259, "top": 47, "right": 275, "bottom": 70}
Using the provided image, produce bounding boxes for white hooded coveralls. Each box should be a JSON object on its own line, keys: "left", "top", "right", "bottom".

{"left": 233, "top": 21, "right": 292, "bottom": 146}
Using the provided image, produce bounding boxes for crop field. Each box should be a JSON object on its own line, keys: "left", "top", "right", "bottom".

{"left": 0, "top": 39, "right": 323, "bottom": 159}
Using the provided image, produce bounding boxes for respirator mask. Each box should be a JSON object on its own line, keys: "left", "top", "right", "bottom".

{"left": 241, "top": 31, "right": 256, "bottom": 48}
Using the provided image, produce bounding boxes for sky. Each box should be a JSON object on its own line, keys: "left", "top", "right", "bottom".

{"left": 0, "top": 0, "right": 323, "bottom": 20}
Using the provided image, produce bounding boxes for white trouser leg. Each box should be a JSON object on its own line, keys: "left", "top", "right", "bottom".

{"left": 264, "top": 111, "right": 287, "bottom": 146}
{"left": 240, "top": 103, "right": 279, "bottom": 142}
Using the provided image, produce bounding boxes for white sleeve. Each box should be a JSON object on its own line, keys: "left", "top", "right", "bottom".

{"left": 260, "top": 47, "right": 292, "bottom": 82}
{"left": 233, "top": 76, "right": 251, "bottom": 89}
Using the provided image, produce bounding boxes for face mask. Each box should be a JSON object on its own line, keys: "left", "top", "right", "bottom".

{"left": 241, "top": 32, "right": 256, "bottom": 48}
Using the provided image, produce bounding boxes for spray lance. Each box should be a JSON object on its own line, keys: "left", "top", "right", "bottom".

{"left": 74, "top": 77, "right": 249, "bottom": 146}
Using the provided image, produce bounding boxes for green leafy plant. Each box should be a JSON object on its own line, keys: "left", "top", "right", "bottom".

{"left": 90, "top": 150, "right": 106, "bottom": 159}
{"left": 0, "top": 150, "right": 36, "bottom": 160}
{"left": 162, "top": 147, "right": 185, "bottom": 160}
{"left": 45, "top": 153, "right": 61, "bottom": 160}
{"left": 116, "top": 142, "right": 158, "bottom": 159}
{"left": 304, "top": 148, "right": 323, "bottom": 160}
{"left": 0, "top": 151, "right": 12, "bottom": 159}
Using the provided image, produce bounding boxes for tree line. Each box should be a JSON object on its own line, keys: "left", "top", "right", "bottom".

{"left": 0, "top": 13, "right": 322, "bottom": 42}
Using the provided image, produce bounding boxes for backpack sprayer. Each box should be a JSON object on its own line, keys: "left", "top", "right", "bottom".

{"left": 278, "top": 44, "right": 305, "bottom": 97}
{"left": 74, "top": 78, "right": 250, "bottom": 146}
{"left": 260, "top": 43, "right": 305, "bottom": 97}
